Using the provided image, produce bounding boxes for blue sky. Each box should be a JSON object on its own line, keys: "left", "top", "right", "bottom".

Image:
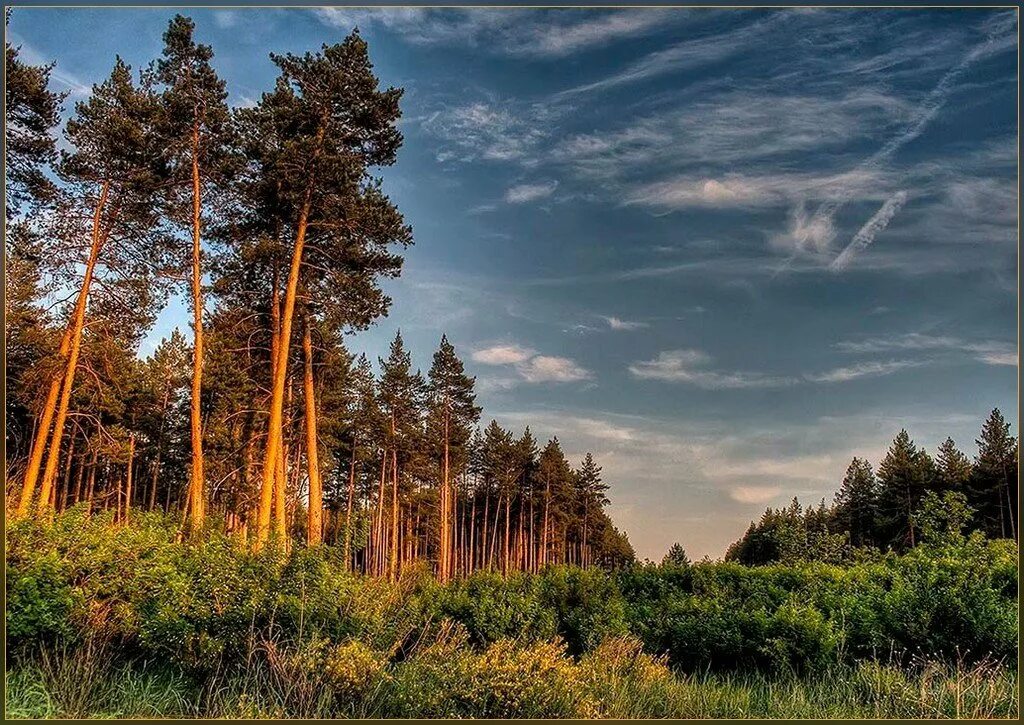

{"left": 8, "top": 6, "right": 1018, "bottom": 559}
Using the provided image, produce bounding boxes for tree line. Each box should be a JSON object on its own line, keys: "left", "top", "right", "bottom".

{"left": 4, "top": 12, "right": 634, "bottom": 578}
{"left": 725, "top": 409, "right": 1018, "bottom": 565}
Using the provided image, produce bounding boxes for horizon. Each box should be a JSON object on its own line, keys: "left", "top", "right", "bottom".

{"left": 7, "top": 5, "right": 1018, "bottom": 560}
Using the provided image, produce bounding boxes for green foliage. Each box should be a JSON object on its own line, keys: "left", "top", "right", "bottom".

{"left": 4, "top": 508, "right": 1018, "bottom": 717}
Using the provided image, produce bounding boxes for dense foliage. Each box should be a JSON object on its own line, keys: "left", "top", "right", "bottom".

{"left": 7, "top": 509, "right": 1016, "bottom": 674}
{"left": 726, "top": 412, "right": 1018, "bottom": 565}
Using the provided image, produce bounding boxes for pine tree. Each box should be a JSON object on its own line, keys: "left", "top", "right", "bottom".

{"left": 833, "top": 457, "right": 878, "bottom": 548}
{"left": 243, "top": 32, "right": 407, "bottom": 549}
{"left": 427, "top": 335, "right": 480, "bottom": 581}
{"left": 154, "top": 14, "right": 233, "bottom": 535}
{"left": 377, "top": 332, "right": 423, "bottom": 578}
{"left": 935, "top": 437, "right": 972, "bottom": 493}
{"left": 970, "top": 409, "right": 1017, "bottom": 539}
{"left": 16, "top": 57, "right": 167, "bottom": 518}
{"left": 576, "top": 452, "right": 608, "bottom": 567}
{"left": 663, "top": 542, "right": 690, "bottom": 567}
{"left": 876, "top": 429, "right": 934, "bottom": 550}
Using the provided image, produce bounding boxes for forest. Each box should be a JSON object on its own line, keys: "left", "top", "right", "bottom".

{"left": 5, "top": 13, "right": 632, "bottom": 578}
{"left": 4, "top": 11, "right": 1019, "bottom": 720}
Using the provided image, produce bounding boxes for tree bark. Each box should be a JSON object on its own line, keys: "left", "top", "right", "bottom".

{"left": 123, "top": 435, "right": 135, "bottom": 525}
{"left": 303, "top": 318, "right": 322, "bottom": 546}
{"left": 186, "top": 121, "right": 207, "bottom": 535}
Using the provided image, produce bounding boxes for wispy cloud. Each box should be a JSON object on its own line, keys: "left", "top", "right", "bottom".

{"left": 804, "top": 359, "right": 925, "bottom": 383}
{"left": 472, "top": 343, "right": 535, "bottom": 365}
{"left": 835, "top": 333, "right": 1017, "bottom": 367}
{"left": 776, "top": 15, "right": 1015, "bottom": 262}
{"left": 558, "top": 12, "right": 785, "bottom": 97}
{"left": 421, "top": 99, "right": 562, "bottom": 165}
{"left": 504, "top": 181, "right": 558, "bottom": 204}
{"left": 603, "top": 316, "right": 648, "bottom": 331}
{"left": 629, "top": 349, "right": 797, "bottom": 389}
{"left": 728, "top": 485, "right": 781, "bottom": 504}
{"left": 313, "top": 8, "right": 677, "bottom": 58}
{"left": 473, "top": 343, "right": 592, "bottom": 384}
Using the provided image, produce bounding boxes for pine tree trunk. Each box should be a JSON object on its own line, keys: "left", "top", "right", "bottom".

{"left": 343, "top": 438, "right": 358, "bottom": 569}
{"left": 303, "top": 319, "right": 322, "bottom": 546}
{"left": 256, "top": 273, "right": 281, "bottom": 547}
{"left": 23, "top": 181, "right": 111, "bottom": 517}
{"left": 58, "top": 433, "right": 76, "bottom": 513}
{"left": 123, "top": 435, "right": 135, "bottom": 526}
{"left": 542, "top": 475, "right": 550, "bottom": 568}
{"left": 186, "top": 122, "right": 206, "bottom": 535}
{"left": 390, "top": 447, "right": 399, "bottom": 581}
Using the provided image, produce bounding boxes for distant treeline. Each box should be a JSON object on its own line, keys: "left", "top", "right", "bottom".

{"left": 4, "top": 12, "right": 632, "bottom": 577}
{"left": 726, "top": 409, "right": 1018, "bottom": 565}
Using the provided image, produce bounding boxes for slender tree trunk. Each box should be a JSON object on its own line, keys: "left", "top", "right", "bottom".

{"left": 374, "top": 450, "right": 387, "bottom": 576}
{"left": 58, "top": 433, "right": 76, "bottom": 513}
{"left": 256, "top": 122, "right": 324, "bottom": 549}
{"left": 22, "top": 181, "right": 111, "bottom": 517}
{"left": 542, "top": 475, "right": 550, "bottom": 568}
{"left": 343, "top": 438, "right": 358, "bottom": 569}
{"left": 84, "top": 450, "right": 98, "bottom": 516}
{"left": 256, "top": 276, "right": 281, "bottom": 547}
{"left": 390, "top": 447, "right": 399, "bottom": 581}
{"left": 303, "top": 319, "right": 322, "bottom": 545}
{"left": 72, "top": 445, "right": 86, "bottom": 506}
{"left": 186, "top": 121, "right": 207, "bottom": 534}
{"left": 123, "top": 435, "right": 135, "bottom": 526}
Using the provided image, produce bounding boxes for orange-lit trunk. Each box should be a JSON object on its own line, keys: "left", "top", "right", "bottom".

{"left": 186, "top": 121, "right": 206, "bottom": 534}
{"left": 256, "top": 120, "right": 324, "bottom": 549}
{"left": 303, "top": 318, "right": 322, "bottom": 545}
{"left": 35, "top": 181, "right": 112, "bottom": 515}
{"left": 256, "top": 273, "right": 281, "bottom": 547}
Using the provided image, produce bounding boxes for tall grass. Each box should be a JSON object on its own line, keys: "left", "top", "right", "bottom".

{"left": 6, "top": 636, "right": 1018, "bottom": 719}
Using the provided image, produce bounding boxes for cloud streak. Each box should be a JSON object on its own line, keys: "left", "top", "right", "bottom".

{"left": 830, "top": 190, "right": 910, "bottom": 270}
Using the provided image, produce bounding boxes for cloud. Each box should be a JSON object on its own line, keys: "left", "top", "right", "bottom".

{"left": 313, "top": 8, "right": 676, "bottom": 58}
{"left": 776, "top": 18, "right": 1015, "bottom": 266}
{"left": 830, "top": 191, "right": 910, "bottom": 270}
{"left": 421, "top": 100, "right": 562, "bottom": 165}
{"left": 629, "top": 349, "right": 797, "bottom": 389}
{"left": 472, "top": 344, "right": 535, "bottom": 365}
{"left": 472, "top": 343, "right": 592, "bottom": 384}
{"left": 835, "top": 333, "right": 1017, "bottom": 367}
{"left": 518, "top": 355, "right": 593, "bottom": 383}
{"left": 729, "top": 486, "right": 781, "bottom": 505}
{"left": 627, "top": 170, "right": 882, "bottom": 212}
{"left": 558, "top": 12, "right": 785, "bottom": 96}
{"left": 603, "top": 316, "right": 648, "bottom": 331}
{"left": 504, "top": 181, "right": 558, "bottom": 204}
{"left": 804, "top": 360, "right": 925, "bottom": 383}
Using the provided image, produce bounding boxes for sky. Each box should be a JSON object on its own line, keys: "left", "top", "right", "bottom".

{"left": 8, "top": 6, "right": 1019, "bottom": 560}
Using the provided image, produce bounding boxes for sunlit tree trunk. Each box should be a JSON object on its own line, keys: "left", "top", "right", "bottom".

{"left": 303, "top": 318, "right": 322, "bottom": 545}
{"left": 255, "top": 276, "right": 281, "bottom": 548}
{"left": 343, "top": 438, "right": 357, "bottom": 569}
{"left": 186, "top": 121, "right": 207, "bottom": 534}
{"left": 19, "top": 182, "right": 111, "bottom": 517}
{"left": 256, "top": 122, "right": 324, "bottom": 549}
{"left": 36, "top": 183, "right": 115, "bottom": 516}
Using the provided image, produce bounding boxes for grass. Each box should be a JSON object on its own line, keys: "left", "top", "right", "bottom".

{"left": 5, "top": 637, "right": 1018, "bottom": 719}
